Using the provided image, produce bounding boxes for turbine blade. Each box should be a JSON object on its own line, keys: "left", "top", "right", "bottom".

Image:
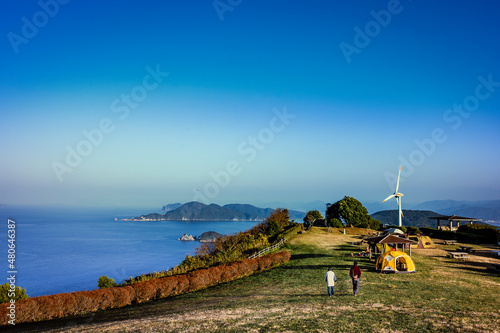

{"left": 383, "top": 194, "right": 395, "bottom": 202}
{"left": 395, "top": 166, "right": 402, "bottom": 193}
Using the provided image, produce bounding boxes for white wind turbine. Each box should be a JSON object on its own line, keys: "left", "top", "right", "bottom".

{"left": 383, "top": 166, "right": 404, "bottom": 227}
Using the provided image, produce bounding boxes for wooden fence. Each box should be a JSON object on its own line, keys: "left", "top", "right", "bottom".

{"left": 248, "top": 238, "right": 287, "bottom": 259}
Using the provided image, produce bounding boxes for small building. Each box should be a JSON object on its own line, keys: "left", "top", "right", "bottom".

{"left": 428, "top": 215, "right": 482, "bottom": 231}
{"left": 363, "top": 234, "right": 417, "bottom": 260}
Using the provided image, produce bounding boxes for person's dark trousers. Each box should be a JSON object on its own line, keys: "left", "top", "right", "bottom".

{"left": 352, "top": 278, "right": 360, "bottom": 296}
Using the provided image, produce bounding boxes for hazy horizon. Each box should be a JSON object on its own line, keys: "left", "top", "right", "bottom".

{"left": 2, "top": 1, "right": 499, "bottom": 208}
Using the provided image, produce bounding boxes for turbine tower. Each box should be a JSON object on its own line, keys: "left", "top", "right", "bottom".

{"left": 383, "top": 166, "right": 404, "bottom": 227}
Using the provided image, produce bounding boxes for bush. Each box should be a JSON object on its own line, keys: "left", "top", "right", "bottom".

{"left": 406, "top": 226, "right": 422, "bottom": 235}
{"left": 457, "top": 224, "right": 497, "bottom": 244}
{"left": 329, "top": 218, "right": 343, "bottom": 228}
{"left": 369, "top": 218, "right": 381, "bottom": 230}
{"left": 0, "top": 283, "right": 28, "bottom": 303}
{"left": 98, "top": 276, "right": 117, "bottom": 289}
{"left": 420, "top": 227, "right": 436, "bottom": 235}
{"left": 420, "top": 227, "right": 456, "bottom": 240}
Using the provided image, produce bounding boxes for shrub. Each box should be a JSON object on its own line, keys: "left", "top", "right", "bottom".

{"left": 420, "top": 227, "right": 456, "bottom": 240}
{"left": 420, "top": 227, "right": 437, "bottom": 236}
{"left": 406, "top": 226, "right": 422, "bottom": 235}
{"left": 369, "top": 218, "right": 381, "bottom": 230}
{"left": 0, "top": 283, "right": 28, "bottom": 303}
{"left": 98, "top": 276, "right": 117, "bottom": 289}
{"left": 457, "top": 224, "right": 497, "bottom": 244}
{"left": 329, "top": 218, "right": 343, "bottom": 228}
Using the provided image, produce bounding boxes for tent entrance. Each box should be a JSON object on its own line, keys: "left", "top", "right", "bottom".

{"left": 396, "top": 257, "right": 408, "bottom": 271}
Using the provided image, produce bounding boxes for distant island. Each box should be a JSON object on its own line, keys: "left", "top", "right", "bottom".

{"left": 121, "top": 201, "right": 307, "bottom": 222}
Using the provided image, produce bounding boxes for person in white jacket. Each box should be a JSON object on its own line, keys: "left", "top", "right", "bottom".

{"left": 325, "top": 267, "right": 337, "bottom": 297}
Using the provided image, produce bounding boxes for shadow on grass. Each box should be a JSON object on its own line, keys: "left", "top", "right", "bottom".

{"left": 281, "top": 265, "right": 331, "bottom": 270}
{"left": 290, "top": 253, "right": 331, "bottom": 260}
{"left": 450, "top": 260, "right": 500, "bottom": 275}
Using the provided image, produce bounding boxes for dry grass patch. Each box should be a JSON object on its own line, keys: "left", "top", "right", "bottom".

{"left": 8, "top": 230, "right": 500, "bottom": 333}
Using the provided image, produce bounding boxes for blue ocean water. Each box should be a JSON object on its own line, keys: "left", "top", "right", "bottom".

{"left": 0, "top": 205, "right": 260, "bottom": 297}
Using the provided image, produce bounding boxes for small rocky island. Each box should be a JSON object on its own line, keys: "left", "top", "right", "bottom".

{"left": 178, "top": 231, "right": 223, "bottom": 242}
{"left": 178, "top": 234, "right": 196, "bottom": 241}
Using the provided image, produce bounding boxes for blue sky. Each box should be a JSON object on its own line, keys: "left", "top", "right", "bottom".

{"left": 1, "top": 0, "right": 499, "bottom": 209}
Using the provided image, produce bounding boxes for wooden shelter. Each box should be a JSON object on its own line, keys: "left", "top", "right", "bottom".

{"left": 363, "top": 234, "right": 417, "bottom": 261}
{"left": 428, "top": 215, "right": 482, "bottom": 231}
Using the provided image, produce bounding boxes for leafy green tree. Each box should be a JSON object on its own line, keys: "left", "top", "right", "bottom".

{"left": 303, "top": 210, "right": 323, "bottom": 224}
{"left": 326, "top": 196, "right": 374, "bottom": 228}
{"left": 97, "top": 276, "right": 117, "bottom": 289}
{"left": 369, "top": 218, "right": 381, "bottom": 230}
{"left": 0, "top": 283, "right": 28, "bottom": 303}
{"left": 329, "top": 218, "right": 344, "bottom": 228}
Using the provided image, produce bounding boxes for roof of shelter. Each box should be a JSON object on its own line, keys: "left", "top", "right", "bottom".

{"left": 363, "top": 234, "right": 417, "bottom": 244}
{"left": 428, "top": 214, "right": 482, "bottom": 221}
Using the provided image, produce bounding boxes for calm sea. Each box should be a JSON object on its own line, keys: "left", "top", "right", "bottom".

{"left": 0, "top": 205, "right": 260, "bottom": 297}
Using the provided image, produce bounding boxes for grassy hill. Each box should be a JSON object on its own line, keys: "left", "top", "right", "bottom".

{"left": 7, "top": 228, "right": 500, "bottom": 332}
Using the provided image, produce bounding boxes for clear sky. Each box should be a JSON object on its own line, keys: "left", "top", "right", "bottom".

{"left": 1, "top": 0, "right": 499, "bottom": 209}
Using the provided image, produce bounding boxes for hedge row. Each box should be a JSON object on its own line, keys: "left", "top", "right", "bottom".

{"left": 0, "top": 251, "right": 291, "bottom": 326}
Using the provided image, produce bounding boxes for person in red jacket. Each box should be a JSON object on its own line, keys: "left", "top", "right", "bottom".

{"left": 349, "top": 261, "right": 362, "bottom": 296}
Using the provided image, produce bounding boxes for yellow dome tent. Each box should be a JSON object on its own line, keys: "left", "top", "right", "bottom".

{"left": 375, "top": 250, "right": 416, "bottom": 273}
{"left": 409, "top": 235, "right": 435, "bottom": 249}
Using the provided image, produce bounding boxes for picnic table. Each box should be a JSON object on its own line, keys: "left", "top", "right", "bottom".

{"left": 447, "top": 252, "right": 470, "bottom": 259}
{"left": 487, "top": 263, "right": 500, "bottom": 274}
{"left": 443, "top": 240, "right": 457, "bottom": 245}
{"left": 458, "top": 245, "right": 473, "bottom": 252}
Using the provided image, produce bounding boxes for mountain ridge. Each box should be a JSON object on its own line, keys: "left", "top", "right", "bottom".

{"left": 127, "top": 202, "right": 306, "bottom": 221}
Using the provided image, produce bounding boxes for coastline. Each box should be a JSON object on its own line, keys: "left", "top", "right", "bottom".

{"left": 119, "top": 218, "right": 265, "bottom": 222}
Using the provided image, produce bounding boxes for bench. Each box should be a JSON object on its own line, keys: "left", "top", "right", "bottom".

{"left": 458, "top": 246, "right": 473, "bottom": 253}
{"left": 487, "top": 263, "right": 500, "bottom": 274}
{"left": 443, "top": 240, "right": 457, "bottom": 245}
{"left": 448, "top": 252, "right": 470, "bottom": 259}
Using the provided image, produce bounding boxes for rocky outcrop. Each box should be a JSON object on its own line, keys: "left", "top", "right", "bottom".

{"left": 178, "top": 234, "right": 196, "bottom": 241}
{"left": 198, "top": 231, "right": 223, "bottom": 242}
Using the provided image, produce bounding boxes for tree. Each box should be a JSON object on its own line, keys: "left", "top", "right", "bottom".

{"left": 97, "top": 276, "right": 117, "bottom": 289}
{"left": 0, "top": 283, "right": 28, "bottom": 303}
{"left": 303, "top": 210, "right": 323, "bottom": 224}
{"left": 329, "top": 218, "right": 344, "bottom": 228}
{"left": 326, "top": 196, "right": 375, "bottom": 228}
{"left": 264, "top": 208, "right": 290, "bottom": 235}
{"left": 369, "top": 218, "right": 381, "bottom": 230}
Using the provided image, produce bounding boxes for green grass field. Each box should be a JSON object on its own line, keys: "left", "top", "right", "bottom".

{"left": 9, "top": 228, "right": 500, "bottom": 332}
